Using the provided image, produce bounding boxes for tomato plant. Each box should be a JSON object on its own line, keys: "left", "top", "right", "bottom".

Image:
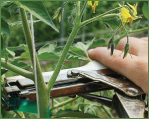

{"left": 1, "top": 1, "right": 148, "bottom": 118}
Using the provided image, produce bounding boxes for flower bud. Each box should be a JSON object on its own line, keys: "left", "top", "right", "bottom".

{"left": 53, "top": 7, "right": 63, "bottom": 22}
{"left": 111, "top": 42, "right": 115, "bottom": 55}
{"left": 104, "top": 22, "right": 111, "bottom": 29}
{"left": 123, "top": 43, "right": 130, "bottom": 58}
{"left": 107, "top": 36, "right": 114, "bottom": 49}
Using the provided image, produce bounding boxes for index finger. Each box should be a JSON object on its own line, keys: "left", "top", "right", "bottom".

{"left": 88, "top": 47, "right": 140, "bottom": 86}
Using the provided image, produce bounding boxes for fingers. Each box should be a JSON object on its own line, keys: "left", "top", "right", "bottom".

{"left": 116, "top": 37, "right": 148, "bottom": 57}
{"left": 88, "top": 47, "right": 141, "bottom": 86}
{"left": 88, "top": 47, "right": 137, "bottom": 74}
{"left": 140, "top": 37, "right": 148, "bottom": 42}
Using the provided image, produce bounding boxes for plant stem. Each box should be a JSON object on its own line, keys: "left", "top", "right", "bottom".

{"left": 101, "top": 105, "right": 113, "bottom": 118}
{"left": 80, "top": 5, "right": 128, "bottom": 27}
{"left": 80, "top": 1, "right": 87, "bottom": 19}
{"left": 61, "top": 1, "right": 68, "bottom": 8}
{"left": 19, "top": 8, "right": 49, "bottom": 118}
{"left": 14, "top": 111, "right": 25, "bottom": 118}
{"left": 81, "top": 14, "right": 119, "bottom": 27}
{"left": 1, "top": 59, "right": 34, "bottom": 80}
{"left": 77, "top": 1, "right": 81, "bottom": 18}
{"left": 47, "top": 1, "right": 81, "bottom": 93}
{"left": 129, "top": 27, "right": 148, "bottom": 33}
{"left": 115, "top": 27, "right": 148, "bottom": 44}
{"left": 50, "top": 96, "right": 79, "bottom": 111}
{"left": 119, "top": 18, "right": 129, "bottom": 43}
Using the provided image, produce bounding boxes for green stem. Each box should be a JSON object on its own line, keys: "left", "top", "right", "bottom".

{"left": 115, "top": 27, "right": 148, "bottom": 44}
{"left": 14, "top": 111, "right": 25, "bottom": 118}
{"left": 80, "top": 1, "right": 87, "bottom": 19}
{"left": 81, "top": 14, "right": 119, "bottom": 27}
{"left": 54, "top": 99, "right": 60, "bottom": 104}
{"left": 19, "top": 8, "right": 49, "bottom": 118}
{"left": 119, "top": 18, "right": 129, "bottom": 43}
{"left": 77, "top": 1, "right": 81, "bottom": 17}
{"left": 101, "top": 105, "right": 113, "bottom": 118}
{"left": 61, "top": 1, "right": 68, "bottom": 8}
{"left": 1, "top": 59, "right": 34, "bottom": 80}
{"left": 81, "top": 5, "right": 128, "bottom": 27}
{"left": 19, "top": 9, "right": 34, "bottom": 63}
{"left": 47, "top": 1, "right": 81, "bottom": 93}
{"left": 128, "top": 27, "right": 148, "bottom": 33}
{"left": 50, "top": 96, "right": 79, "bottom": 111}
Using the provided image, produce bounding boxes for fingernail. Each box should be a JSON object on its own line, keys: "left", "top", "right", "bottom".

{"left": 88, "top": 49, "right": 94, "bottom": 54}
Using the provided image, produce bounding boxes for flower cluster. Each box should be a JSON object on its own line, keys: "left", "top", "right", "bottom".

{"left": 119, "top": 2, "right": 141, "bottom": 26}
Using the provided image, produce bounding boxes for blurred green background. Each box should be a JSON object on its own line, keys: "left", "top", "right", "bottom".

{"left": 4, "top": 1, "right": 148, "bottom": 47}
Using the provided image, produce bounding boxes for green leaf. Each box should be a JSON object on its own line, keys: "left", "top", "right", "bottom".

{"left": 4, "top": 44, "right": 28, "bottom": 52}
{"left": 70, "top": 46, "right": 84, "bottom": 56}
{"left": 37, "top": 43, "right": 62, "bottom": 60}
{"left": 6, "top": 48, "right": 15, "bottom": 57}
{"left": 67, "top": 38, "right": 106, "bottom": 61}
{"left": 75, "top": 42, "right": 90, "bottom": 53}
{"left": 38, "top": 52, "right": 60, "bottom": 60}
{"left": 1, "top": 18, "right": 10, "bottom": 35}
{"left": 38, "top": 43, "right": 57, "bottom": 54}
{"left": 142, "top": 3, "right": 148, "bottom": 19}
{"left": 89, "top": 39, "right": 106, "bottom": 49}
{"left": 1, "top": 48, "right": 15, "bottom": 58}
{"left": 9, "top": 20, "right": 41, "bottom": 30}
{"left": 67, "top": 51, "right": 90, "bottom": 61}
{"left": 71, "top": 38, "right": 100, "bottom": 56}
{"left": 11, "top": 60, "right": 31, "bottom": 69}
{"left": 15, "top": 1, "right": 59, "bottom": 32}
{"left": 72, "top": 39, "right": 95, "bottom": 56}
{"left": 37, "top": 42, "right": 92, "bottom": 61}
{"left": 20, "top": 52, "right": 30, "bottom": 59}
{"left": 1, "top": 7, "right": 10, "bottom": 19}
{"left": 1, "top": 1, "right": 13, "bottom": 7}
{"left": 19, "top": 44, "right": 29, "bottom": 52}
{"left": 55, "top": 109, "right": 99, "bottom": 118}
{"left": 7, "top": 47, "right": 20, "bottom": 52}
{"left": 1, "top": 69, "right": 8, "bottom": 75}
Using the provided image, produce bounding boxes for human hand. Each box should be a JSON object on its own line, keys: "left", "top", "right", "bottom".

{"left": 88, "top": 37, "right": 148, "bottom": 94}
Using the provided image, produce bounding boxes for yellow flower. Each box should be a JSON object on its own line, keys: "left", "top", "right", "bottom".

{"left": 53, "top": 7, "right": 63, "bottom": 22}
{"left": 119, "top": 2, "right": 141, "bottom": 26}
{"left": 88, "top": 1, "right": 99, "bottom": 13}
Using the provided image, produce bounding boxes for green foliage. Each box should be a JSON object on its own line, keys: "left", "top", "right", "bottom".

{"left": 54, "top": 109, "right": 99, "bottom": 118}
{"left": 69, "top": 38, "right": 106, "bottom": 60}
{"left": 11, "top": 60, "right": 31, "bottom": 69}
{"left": 73, "top": 41, "right": 93, "bottom": 55}
{"left": 37, "top": 43, "right": 61, "bottom": 60}
{"left": 3, "top": 38, "right": 105, "bottom": 62}
{"left": 14, "top": 1, "right": 59, "bottom": 32}
{"left": 1, "top": 48, "right": 15, "bottom": 60}
{"left": 1, "top": 18, "right": 10, "bottom": 35}
{"left": 1, "top": 7, "right": 10, "bottom": 19}
{"left": 1, "top": 69, "right": 8, "bottom": 75}
{"left": 9, "top": 20, "right": 41, "bottom": 30}
{"left": 37, "top": 42, "right": 89, "bottom": 61}
{"left": 1, "top": 1, "right": 13, "bottom": 7}
{"left": 142, "top": 3, "right": 148, "bottom": 19}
